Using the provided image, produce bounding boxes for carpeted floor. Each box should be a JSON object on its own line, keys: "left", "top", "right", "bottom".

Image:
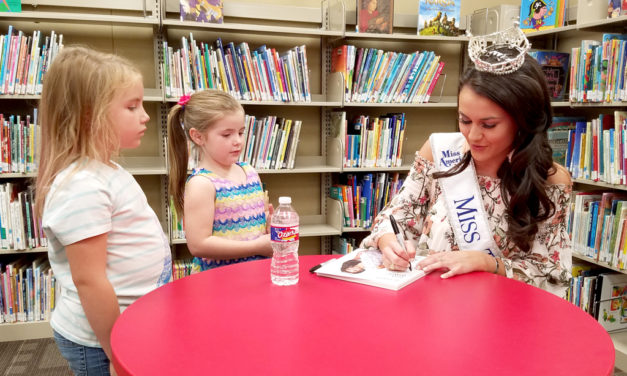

{"left": 2, "top": 337, "right": 627, "bottom": 376}
{"left": 0, "top": 338, "right": 71, "bottom": 376}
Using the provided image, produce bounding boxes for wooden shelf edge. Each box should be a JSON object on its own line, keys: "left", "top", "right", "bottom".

{"left": 0, "top": 321, "right": 52, "bottom": 342}
{"left": 572, "top": 254, "right": 627, "bottom": 274}
{"left": 573, "top": 179, "right": 627, "bottom": 192}
{"left": 0, "top": 247, "right": 47, "bottom": 255}
{"left": 611, "top": 331, "right": 627, "bottom": 370}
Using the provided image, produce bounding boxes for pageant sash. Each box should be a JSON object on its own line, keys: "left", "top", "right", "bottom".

{"left": 429, "top": 133, "right": 500, "bottom": 256}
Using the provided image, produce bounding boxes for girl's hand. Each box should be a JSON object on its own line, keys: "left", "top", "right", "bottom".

{"left": 417, "top": 251, "right": 494, "bottom": 278}
{"left": 377, "top": 233, "right": 416, "bottom": 271}
{"left": 265, "top": 203, "right": 274, "bottom": 234}
{"left": 257, "top": 234, "right": 274, "bottom": 257}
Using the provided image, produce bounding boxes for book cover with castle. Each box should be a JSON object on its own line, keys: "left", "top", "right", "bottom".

{"left": 179, "top": 0, "right": 223, "bottom": 24}
{"left": 417, "top": 0, "right": 461, "bottom": 36}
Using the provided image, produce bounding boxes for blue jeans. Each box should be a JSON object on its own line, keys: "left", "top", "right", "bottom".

{"left": 53, "top": 330, "right": 110, "bottom": 376}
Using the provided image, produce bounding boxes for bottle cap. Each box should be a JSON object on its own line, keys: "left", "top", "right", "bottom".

{"left": 278, "top": 196, "right": 292, "bottom": 204}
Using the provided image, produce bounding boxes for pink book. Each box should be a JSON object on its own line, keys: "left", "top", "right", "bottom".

{"left": 424, "top": 62, "right": 445, "bottom": 102}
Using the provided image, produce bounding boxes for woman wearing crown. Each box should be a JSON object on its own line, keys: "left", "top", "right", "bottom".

{"left": 360, "top": 27, "right": 572, "bottom": 298}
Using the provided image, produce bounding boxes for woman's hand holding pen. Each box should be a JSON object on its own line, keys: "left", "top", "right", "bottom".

{"left": 418, "top": 250, "right": 495, "bottom": 278}
{"left": 378, "top": 233, "right": 416, "bottom": 271}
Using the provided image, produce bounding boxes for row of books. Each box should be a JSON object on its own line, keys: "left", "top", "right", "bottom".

{"left": 0, "top": 112, "right": 39, "bottom": 174}
{"left": 184, "top": 114, "right": 302, "bottom": 171}
{"left": 331, "top": 111, "right": 406, "bottom": 168}
{"left": 238, "top": 115, "right": 302, "bottom": 170}
{"left": 332, "top": 236, "right": 359, "bottom": 255}
{"left": 562, "top": 112, "right": 627, "bottom": 185}
{"left": 172, "top": 259, "right": 193, "bottom": 281}
{"left": 331, "top": 45, "right": 444, "bottom": 103}
{"left": 0, "top": 26, "right": 63, "bottom": 96}
{"left": 570, "top": 34, "right": 627, "bottom": 103}
{"left": 548, "top": 116, "right": 579, "bottom": 167}
{"left": 331, "top": 172, "right": 404, "bottom": 229}
{"left": 0, "top": 184, "right": 46, "bottom": 251}
{"left": 569, "top": 191, "right": 627, "bottom": 269}
{"left": 169, "top": 197, "right": 185, "bottom": 241}
{"left": 568, "top": 263, "right": 627, "bottom": 332}
{"left": 163, "top": 35, "right": 311, "bottom": 102}
{"left": 1, "top": 256, "right": 56, "bottom": 324}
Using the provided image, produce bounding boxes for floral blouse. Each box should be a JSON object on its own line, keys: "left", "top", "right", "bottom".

{"left": 361, "top": 153, "right": 573, "bottom": 298}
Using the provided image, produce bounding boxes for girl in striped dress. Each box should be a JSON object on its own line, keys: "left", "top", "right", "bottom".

{"left": 167, "top": 90, "right": 272, "bottom": 273}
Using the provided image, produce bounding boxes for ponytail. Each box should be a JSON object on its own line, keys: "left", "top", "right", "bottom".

{"left": 167, "top": 104, "right": 188, "bottom": 217}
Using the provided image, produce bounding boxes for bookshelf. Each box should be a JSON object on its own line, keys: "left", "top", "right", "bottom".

{"left": 0, "top": 0, "right": 466, "bottom": 341}
{"left": 525, "top": 15, "right": 627, "bottom": 370}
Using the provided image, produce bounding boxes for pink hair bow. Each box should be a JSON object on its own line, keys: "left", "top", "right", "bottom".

{"left": 178, "top": 94, "right": 191, "bottom": 107}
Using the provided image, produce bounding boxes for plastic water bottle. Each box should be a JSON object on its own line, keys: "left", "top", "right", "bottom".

{"left": 270, "top": 196, "right": 299, "bottom": 285}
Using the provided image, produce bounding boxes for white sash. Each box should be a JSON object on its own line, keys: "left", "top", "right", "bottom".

{"left": 429, "top": 133, "right": 500, "bottom": 256}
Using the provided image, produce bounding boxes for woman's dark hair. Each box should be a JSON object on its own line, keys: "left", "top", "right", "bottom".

{"left": 435, "top": 52, "right": 555, "bottom": 253}
{"left": 341, "top": 259, "right": 364, "bottom": 274}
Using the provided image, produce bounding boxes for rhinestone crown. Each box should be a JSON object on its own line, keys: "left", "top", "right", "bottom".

{"left": 467, "top": 27, "right": 531, "bottom": 75}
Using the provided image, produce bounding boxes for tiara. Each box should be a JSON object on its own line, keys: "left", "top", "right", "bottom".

{"left": 467, "top": 26, "right": 530, "bottom": 75}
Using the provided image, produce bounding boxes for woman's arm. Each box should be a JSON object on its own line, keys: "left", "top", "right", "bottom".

{"left": 65, "top": 233, "right": 119, "bottom": 359}
{"left": 361, "top": 143, "right": 435, "bottom": 269}
{"left": 184, "top": 176, "right": 273, "bottom": 259}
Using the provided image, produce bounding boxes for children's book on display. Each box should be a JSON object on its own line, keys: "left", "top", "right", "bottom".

{"left": 314, "top": 248, "right": 427, "bottom": 290}
{"left": 594, "top": 273, "right": 627, "bottom": 332}
{"left": 520, "top": 0, "right": 567, "bottom": 33}
{"left": 417, "top": 0, "right": 461, "bottom": 36}
{"left": 179, "top": 0, "right": 223, "bottom": 23}
{"left": 528, "top": 50, "right": 570, "bottom": 101}
{"left": 356, "top": 0, "right": 394, "bottom": 34}
{"left": 0, "top": 1, "right": 19, "bottom": 12}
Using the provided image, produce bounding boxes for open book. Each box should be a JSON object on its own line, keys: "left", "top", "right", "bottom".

{"left": 314, "top": 248, "right": 427, "bottom": 291}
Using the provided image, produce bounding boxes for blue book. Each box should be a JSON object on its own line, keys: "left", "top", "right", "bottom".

{"left": 374, "top": 52, "right": 399, "bottom": 101}
{"left": 0, "top": 25, "right": 13, "bottom": 94}
{"left": 226, "top": 42, "right": 248, "bottom": 100}
{"left": 256, "top": 45, "right": 277, "bottom": 101}
{"left": 571, "top": 121, "right": 588, "bottom": 178}
{"left": 398, "top": 52, "right": 422, "bottom": 102}
{"left": 407, "top": 51, "right": 434, "bottom": 102}
{"left": 588, "top": 201, "right": 600, "bottom": 255}
{"left": 362, "top": 174, "right": 373, "bottom": 228}
{"left": 355, "top": 48, "right": 375, "bottom": 100}
{"left": 380, "top": 53, "right": 407, "bottom": 102}
{"left": 215, "top": 38, "right": 234, "bottom": 95}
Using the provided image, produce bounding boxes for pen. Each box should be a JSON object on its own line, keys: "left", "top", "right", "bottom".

{"left": 309, "top": 259, "right": 335, "bottom": 273}
{"left": 389, "top": 215, "right": 412, "bottom": 271}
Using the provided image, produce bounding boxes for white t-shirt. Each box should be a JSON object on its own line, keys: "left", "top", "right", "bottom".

{"left": 42, "top": 160, "right": 172, "bottom": 347}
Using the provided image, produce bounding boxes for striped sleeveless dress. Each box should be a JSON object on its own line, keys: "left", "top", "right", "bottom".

{"left": 189, "top": 162, "right": 267, "bottom": 273}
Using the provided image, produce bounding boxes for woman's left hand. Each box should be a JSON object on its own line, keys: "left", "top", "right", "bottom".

{"left": 418, "top": 251, "right": 493, "bottom": 279}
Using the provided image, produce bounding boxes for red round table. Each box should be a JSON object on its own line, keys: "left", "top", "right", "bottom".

{"left": 111, "top": 255, "right": 614, "bottom": 376}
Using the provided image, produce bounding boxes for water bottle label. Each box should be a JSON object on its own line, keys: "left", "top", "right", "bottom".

{"left": 271, "top": 226, "right": 299, "bottom": 242}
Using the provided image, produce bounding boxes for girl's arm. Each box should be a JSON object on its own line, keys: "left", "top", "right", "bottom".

{"left": 65, "top": 233, "right": 119, "bottom": 359}
{"left": 184, "top": 176, "right": 273, "bottom": 259}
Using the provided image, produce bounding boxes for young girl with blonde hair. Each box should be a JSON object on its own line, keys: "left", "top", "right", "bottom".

{"left": 168, "top": 89, "right": 271, "bottom": 273}
{"left": 36, "top": 46, "right": 172, "bottom": 375}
